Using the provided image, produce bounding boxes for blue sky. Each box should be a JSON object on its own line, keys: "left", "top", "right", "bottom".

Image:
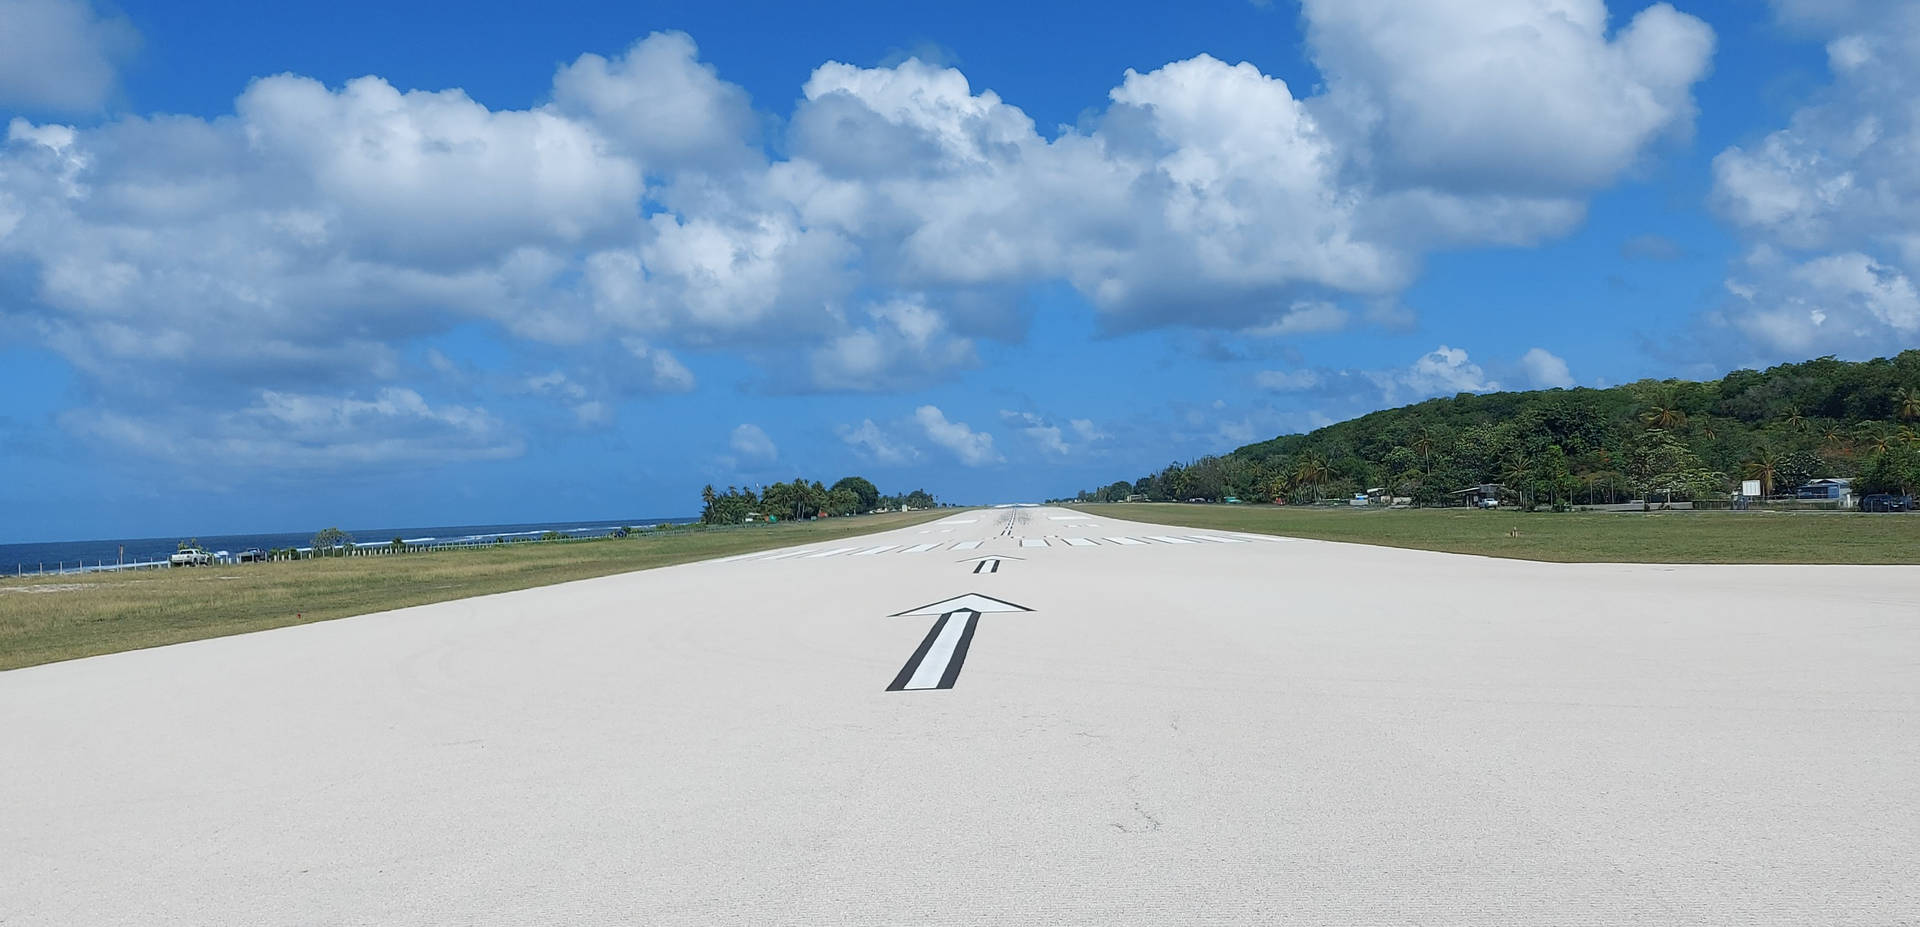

{"left": 2, "top": 0, "right": 1916, "bottom": 541}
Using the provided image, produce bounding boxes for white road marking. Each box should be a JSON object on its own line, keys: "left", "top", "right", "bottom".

{"left": 899, "top": 614, "right": 974, "bottom": 690}
{"left": 1187, "top": 535, "right": 1245, "bottom": 543}
{"left": 805, "top": 547, "right": 859, "bottom": 558}
{"left": 901, "top": 543, "right": 941, "bottom": 553}
{"left": 893, "top": 593, "right": 1032, "bottom": 616}
{"left": 952, "top": 540, "right": 983, "bottom": 551}
{"left": 1020, "top": 538, "right": 1049, "bottom": 548}
{"left": 852, "top": 545, "right": 897, "bottom": 556}
{"left": 884, "top": 590, "right": 1038, "bottom": 692}
{"left": 1061, "top": 537, "right": 1097, "bottom": 547}
{"left": 940, "top": 518, "right": 979, "bottom": 524}
{"left": 759, "top": 549, "right": 817, "bottom": 560}
{"left": 1147, "top": 536, "right": 1198, "bottom": 545}
{"left": 1104, "top": 536, "right": 1146, "bottom": 546}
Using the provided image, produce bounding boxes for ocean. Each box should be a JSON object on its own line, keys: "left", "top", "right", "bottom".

{"left": 2, "top": 516, "right": 698, "bottom": 576}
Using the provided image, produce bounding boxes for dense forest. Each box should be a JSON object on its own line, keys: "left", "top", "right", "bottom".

{"left": 700, "top": 477, "right": 938, "bottom": 524}
{"left": 1063, "top": 352, "right": 1920, "bottom": 509}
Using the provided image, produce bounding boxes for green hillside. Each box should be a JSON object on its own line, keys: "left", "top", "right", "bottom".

{"left": 1067, "top": 352, "right": 1920, "bottom": 508}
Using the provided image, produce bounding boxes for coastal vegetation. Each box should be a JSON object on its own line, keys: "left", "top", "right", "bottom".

{"left": 1063, "top": 352, "right": 1920, "bottom": 508}
{"left": 700, "top": 476, "right": 937, "bottom": 524}
{"left": 0, "top": 509, "right": 950, "bottom": 671}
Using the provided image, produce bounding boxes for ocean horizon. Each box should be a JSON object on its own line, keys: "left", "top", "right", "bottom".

{"left": 2, "top": 516, "right": 699, "bottom": 575}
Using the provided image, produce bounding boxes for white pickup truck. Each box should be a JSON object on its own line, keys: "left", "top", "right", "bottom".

{"left": 169, "top": 548, "right": 213, "bottom": 567}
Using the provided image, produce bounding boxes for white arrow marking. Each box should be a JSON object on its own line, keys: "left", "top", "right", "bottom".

{"left": 890, "top": 611, "right": 977, "bottom": 690}
{"left": 886, "top": 593, "right": 1032, "bottom": 691}
{"left": 892, "top": 592, "right": 1031, "bottom": 617}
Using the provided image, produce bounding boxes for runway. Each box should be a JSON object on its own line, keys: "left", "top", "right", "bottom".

{"left": 3, "top": 506, "right": 1916, "bottom": 925}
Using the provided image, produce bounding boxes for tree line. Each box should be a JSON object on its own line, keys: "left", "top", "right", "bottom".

{"left": 701, "top": 476, "right": 938, "bottom": 524}
{"left": 1061, "top": 351, "right": 1920, "bottom": 509}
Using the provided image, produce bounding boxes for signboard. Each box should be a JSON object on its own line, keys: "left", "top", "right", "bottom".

{"left": 1741, "top": 480, "right": 1761, "bottom": 498}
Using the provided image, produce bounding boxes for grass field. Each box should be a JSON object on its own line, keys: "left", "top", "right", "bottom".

{"left": 0, "top": 511, "right": 949, "bottom": 672}
{"left": 1079, "top": 502, "right": 1920, "bottom": 565}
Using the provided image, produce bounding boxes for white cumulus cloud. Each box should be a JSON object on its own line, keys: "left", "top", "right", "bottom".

{"left": 1000, "top": 410, "right": 1069, "bottom": 455}
{"left": 729, "top": 423, "right": 778, "bottom": 463}
{"left": 1520, "top": 348, "right": 1575, "bottom": 388}
{"left": 0, "top": 0, "right": 138, "bottom": 113}
{"left": 914, "top": 405, "right": 1001, "bottom": 466}
{"left": 836, "top": 418, "right": 918, "bottom": 465}
{"left": 1707, "top": 1, "right": 1920, "bottom": 357}
{"left": 64, "top": 388, "right": 521, "bottom": 467}
{"left": 0, "top": 8, "right": 1723, "bottom": 465}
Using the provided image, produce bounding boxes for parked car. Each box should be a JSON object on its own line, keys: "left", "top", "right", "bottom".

{"left": 236, "top": 548, "right": 267, "bottom": 563}
{"left": 1859, "top": 493, "right": 1913, "bottom": 513}
{"left": 169, "top": 548, "right": 213, "bottom": 566}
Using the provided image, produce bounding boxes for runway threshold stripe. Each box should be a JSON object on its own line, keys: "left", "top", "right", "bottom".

{"left": 1147, "top": 536, "right": 1198, "bottom": 544}
{"left": 1061, "top": 537, "right": 1097, "bottom": 547}
{"left": 760, "top": 549, "right": 816, "bottom": 560}
{"left": 805, "top": 547, "right": 859, "bottom": 558}
{"left": 1187, "top": 535, "right": 1245, "bottom": 543}
{"left": 901, "top": 543, "right": 941, "bottom": 553}
{"left": 953, "top": 540, "right": 983, "bottom": 551}
{"left": 1020, "top": 538, "right": 1049, "bottom": 548}
{"left": 1104, "top": 537, "right": 1146, "bottom": 545}
{"left": 852, "top": 545, "right": 897, "bottom": 556}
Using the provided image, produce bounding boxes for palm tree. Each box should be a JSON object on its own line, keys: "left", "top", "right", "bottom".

{"left": 1894, "top": 386, "right": 1920, "bottom": 421}
{"left": 1499, "top": 455, "right": 1532, "bottom": 509}
{"left": 1900, "top": 425, "right": 1919, "bottom": 447}
{"left": 1640, "top": 389, "right": 1687, "bottom": 430}
{"left": 1780, "top": 404, "right": 1806, "bottom": 431}
{"left": 1293, "top": 452, "right": 1329, "bottom": 503}
{"left": 1698, "top": 417, "right": 1719, "bottom": 440}
{"left": 1410, "top": 432, "right": 1435, "bottom": 469}
{"left": 1743, "top": 451, "right": 1780, "bottom": 498}
{"left": 1822, "top": 424, "right": 1849, "bottom": 451}
{"left": 1861, "top": 428, "right": 1896, "bottom": 454}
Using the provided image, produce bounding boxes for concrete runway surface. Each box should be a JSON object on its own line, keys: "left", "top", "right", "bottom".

{"left": 3, "top": 506, "right": 1917, "bottom": 925}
